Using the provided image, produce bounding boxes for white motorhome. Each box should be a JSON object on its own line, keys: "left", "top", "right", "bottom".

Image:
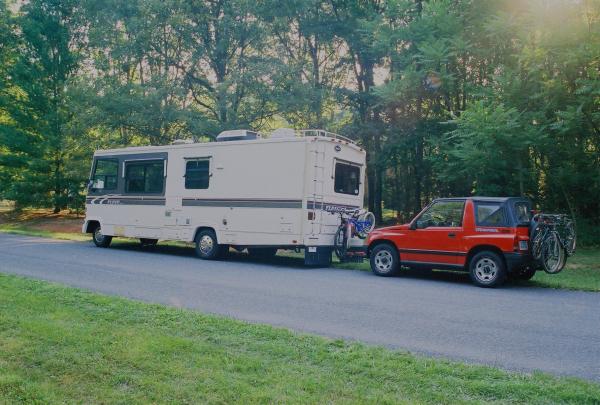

{"left": 82, "top": 129, "right": 367, "bottom": 265}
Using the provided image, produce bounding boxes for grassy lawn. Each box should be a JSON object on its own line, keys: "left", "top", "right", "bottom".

{"left": 0, "top": 274, "right": 599, "bottom": 404}
{"left": 1, "top": 209, "right": 599, "bottom": 292}
{"left": 521, "top": 249, "right": 600, "bottom": 292}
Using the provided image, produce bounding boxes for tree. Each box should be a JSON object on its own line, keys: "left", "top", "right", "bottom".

{"left": 260, "top": 0, "right": 346, "bottom": 129}
{"left": 0, "top": 0, "right": 80, "bottom": 212}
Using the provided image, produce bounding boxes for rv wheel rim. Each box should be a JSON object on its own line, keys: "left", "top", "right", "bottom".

{"left": 94, "top": 228, "right": 104, "bottom": 242}
{"left": 199, "top": 235, "right": 214, "bottom": 254}
{"left": 474, "top": 257, "right": 497, "bottom": 283}
{"left": 374, "top": 250, "right": 393, "bottom": 272}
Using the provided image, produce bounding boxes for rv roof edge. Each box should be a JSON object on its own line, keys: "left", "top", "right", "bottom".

{"left": 93, "top": 129, "right": 362, "bottom": 155}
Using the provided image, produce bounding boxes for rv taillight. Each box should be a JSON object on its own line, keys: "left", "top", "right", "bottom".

{"left": 308, "top": 212, "right": 315, "bottom": 221}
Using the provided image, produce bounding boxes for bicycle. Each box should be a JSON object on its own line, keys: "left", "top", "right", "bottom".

{"left": 334, "top": 209, "right": 375, "bottom": 260}
{"left": 530, "top": 214, "right": 576, "bottom": 274}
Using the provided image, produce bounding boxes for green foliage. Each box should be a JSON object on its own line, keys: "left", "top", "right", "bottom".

{"left": 0, "top": 0, "right": 598, "bottom": 244}
{"left": 0, "top": 0, "right": 82, "bottom": 212}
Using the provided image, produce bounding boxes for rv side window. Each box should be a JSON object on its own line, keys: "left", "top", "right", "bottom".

{"left": 125, "top": 160, "right": 164, "bottom": 194}
{"left": 91, "top": 159, "right": 118, "bottom": 190}
{"left": 334, "top": 162, "right": 360, "bottom": 195}
{"left": 185, "top": 160, "right": 210, "bottom": 189}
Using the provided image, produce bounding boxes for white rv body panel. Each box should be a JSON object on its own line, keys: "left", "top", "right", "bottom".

{"left": 83, "top": 133, "right": 366, "bottom": 252}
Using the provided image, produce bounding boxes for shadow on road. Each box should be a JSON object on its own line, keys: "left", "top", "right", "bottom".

{"left": 104, "top": 238, "right": 522, "bottom": 287}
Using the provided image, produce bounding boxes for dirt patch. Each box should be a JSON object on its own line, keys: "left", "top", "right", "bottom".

{"left": 0, "top": 209, "right": 83, "bottom": 233}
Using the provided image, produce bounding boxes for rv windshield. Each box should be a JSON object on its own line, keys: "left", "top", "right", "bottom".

{"left": 334, "top": 162, "right": 360, "bottom": 195}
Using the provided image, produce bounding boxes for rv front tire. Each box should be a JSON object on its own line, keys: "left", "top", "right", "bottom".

{"left": 195, "top": 230, "right": 220, "bottom": 260}
{"left": 92, "top": 226, "right": 112, "bottom": 248}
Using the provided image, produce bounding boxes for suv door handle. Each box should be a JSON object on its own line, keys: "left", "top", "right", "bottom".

{"left": 448, "top": 233, "right": 456, "bottom": 238}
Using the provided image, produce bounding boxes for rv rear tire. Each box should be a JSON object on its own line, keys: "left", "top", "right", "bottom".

{"left": 195, "top": 230, "right": 220, "bottom": 260}
{"left": 92, "top": 226, "right": 112, "bottom": 248}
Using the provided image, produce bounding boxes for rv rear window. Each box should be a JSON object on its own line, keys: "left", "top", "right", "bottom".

{"left": 334, "top": 162, "right": 360, "bottom": 195}
{"left": 185, "top": 160, "right": 209, "bottom": 189}
{"left": 92, "top": 159, "right": 118, "bottom": 191}
{"left": 125, "top": 160, "right": 164, "bottom": 194}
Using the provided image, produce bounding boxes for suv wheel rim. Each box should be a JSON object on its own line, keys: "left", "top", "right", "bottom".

{"left": 94, "top": 228, "right": 104, "bottom": 243}
{"left": 374, "top": 250, "right": 393, "bottom": 273}
{"left": 474, "top": 257, "right": 497, "bottom": 283}
{"left": 199, "top": 235, "right": 214, "bottom": 255}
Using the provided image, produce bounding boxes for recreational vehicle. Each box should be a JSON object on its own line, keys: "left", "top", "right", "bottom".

{"left": 82, "top": 129, "right": 367, "bottom": 265}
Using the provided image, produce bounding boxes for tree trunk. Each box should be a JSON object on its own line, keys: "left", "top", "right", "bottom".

{"left": 53, "top": 154, "right": 61, "bottom": 214}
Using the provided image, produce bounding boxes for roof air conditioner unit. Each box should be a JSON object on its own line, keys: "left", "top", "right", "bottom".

{"left": 172, "top": 139, "right": 194, "bottom": 145}
{"left": 216, "top": 130, "right": 260, "bottom": 142}
{"left": 270, "top": 128, "right": 297, "bottom": 139}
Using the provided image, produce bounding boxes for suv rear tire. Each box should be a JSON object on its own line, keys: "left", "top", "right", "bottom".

{"left": 92, "top": 225, "right": 112, "bottom": 248}
{"left": 469, "top": 251, "right": 506, "bottom": 288}
{"left": 370, "top": 243, "right": 400, "bottom": 277}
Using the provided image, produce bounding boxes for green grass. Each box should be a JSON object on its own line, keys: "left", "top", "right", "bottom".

{"left": 521, "top": 249, "right": 600, "bottom": 292}
{"left": 0, "top": 274, "right": 599, "bottom": 404}
{"left": 0, "top": 223, "right": 89, "bottom": 241}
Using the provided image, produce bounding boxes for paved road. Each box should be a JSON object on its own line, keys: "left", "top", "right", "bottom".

{"left": 1, "top": 233, "right": 599, "bottom": 381}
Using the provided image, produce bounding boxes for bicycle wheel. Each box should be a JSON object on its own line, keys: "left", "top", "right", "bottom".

{"left": 531, "top": 226, "right": 544, "bottom": 260}
{"left": 358, "top": 211, "right": 376, "bottom": 235}
{"left": 334, "top": 226, "right": 347, "bottom": 261}
{"left": 563, "top": 219, "right": 576, "bottom": 256}
{"left": 541, "top": 232, "right": 566, "bottom": 274}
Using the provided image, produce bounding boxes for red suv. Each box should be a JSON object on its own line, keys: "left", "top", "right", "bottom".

{"left": 366, "top": 197, "right": 534, "bottom": 287}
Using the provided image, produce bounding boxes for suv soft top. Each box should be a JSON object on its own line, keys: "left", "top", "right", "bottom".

{"left": 433, "top": 197, "right": 532, "bottom": 227}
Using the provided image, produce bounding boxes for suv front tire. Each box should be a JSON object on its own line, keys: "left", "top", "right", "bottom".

{"left": 370, "top": 243, "right": 400, "bottom": 277}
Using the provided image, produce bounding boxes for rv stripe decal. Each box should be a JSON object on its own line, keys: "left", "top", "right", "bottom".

{"left": 306, "top": 201, "right": 360, "bottom": 212}
{"left": 86, "top": 197, "right": 166, "bottom": 206}
{"left": 182, "top": 198, "right": 303, "bottom": 209}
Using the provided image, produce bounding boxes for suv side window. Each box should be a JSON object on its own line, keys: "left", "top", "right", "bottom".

{"left": 416, "top": 201, "right": 465, "bottom": 228}
{"left": 475, "top": 202, "right": 507, "bottom": 226}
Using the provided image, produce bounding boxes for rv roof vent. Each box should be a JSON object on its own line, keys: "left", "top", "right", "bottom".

{"left": 270, "top": 128, "right": 297, "bottom": 139}
{"left": 216, "top": 129, "right": 260, "bottom": 142}
{"left": 172, "top": 139, "right": 194, "bottom": 145}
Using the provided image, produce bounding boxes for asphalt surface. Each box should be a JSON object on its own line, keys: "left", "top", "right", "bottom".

{"left": 1, "top": 233, "right": 599, "bottom": 381}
